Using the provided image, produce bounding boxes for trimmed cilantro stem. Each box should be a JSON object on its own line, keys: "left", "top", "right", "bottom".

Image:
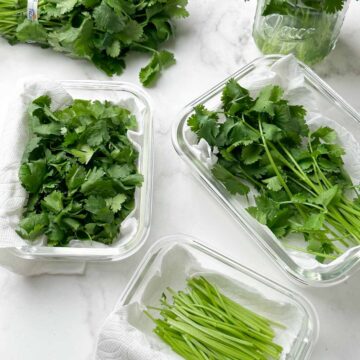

{"left": 147, "top": 277, "right": 284, "bottom": 360}
{"left": 258, "top": 119, "right": 293, "bottom": 199}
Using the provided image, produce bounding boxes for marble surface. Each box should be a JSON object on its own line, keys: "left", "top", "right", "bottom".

{"left": 0, "top": 0, "right": 360, "bottom": 359}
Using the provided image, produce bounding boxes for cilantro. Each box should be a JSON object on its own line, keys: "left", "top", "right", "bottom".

{"left": 17, "top": 95, "right": 143, "bottom": 247}
{"left": 147, "top": 277, "right": 284, "bottom": 360}
{"left": 188, "top": 105, "right": 220, "bottom": 147}
{"left": 212, "top": 164, "right": 250, "bottom": 195}
{"left": 139, "top": 50, "right": 176, "bottom": 87}
{"left": 262, "top": 0, "right": 346, "bottom": 15}
{"left": 0, "top": 0, "right": 188, "bottom": 86}
{"left": 189, "top": 79, "right": 360, "bottom": 262}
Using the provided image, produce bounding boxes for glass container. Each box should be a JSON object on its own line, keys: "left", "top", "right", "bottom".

{"left": 10, "top": 80, "right": 153, "bottom": 262}
{"left": 118, "top": 234, "right": 319, "bottom": 360}
{"left": 173, "top": 55, "right": 360, "bottom": 286}
{"left": 253, "top": 0, "right": 350, "bottom": 65}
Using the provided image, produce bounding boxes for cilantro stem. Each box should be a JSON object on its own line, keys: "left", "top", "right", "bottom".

{"left": 258, "top": 119, "right": 293, "bottom": 199}
{"left": 284, "top": 244, "right": 340, "bottom": 259}
{"left": 146, "top": 277, "right": 284, "bottom": 360}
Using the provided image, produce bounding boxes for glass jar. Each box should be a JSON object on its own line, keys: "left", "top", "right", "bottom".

{"left": 253, "top": 0, "right": 350, "bottom": 65}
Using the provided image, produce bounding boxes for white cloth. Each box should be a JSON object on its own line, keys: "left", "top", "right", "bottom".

{"left": 95, "top": 242, "right": 303, "bottom": 360}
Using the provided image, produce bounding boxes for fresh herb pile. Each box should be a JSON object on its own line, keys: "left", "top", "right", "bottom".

{"left": 17, "top": 95, "right": 143, "bottom": 246}
{"left": 0, "top": 0, "right": 188, "bottom": 86}
{"left": 146, "top": 277, "right": 284, "bottom": 360}
{"left": 188, "top": 80, "right": 360, "bottom": 262}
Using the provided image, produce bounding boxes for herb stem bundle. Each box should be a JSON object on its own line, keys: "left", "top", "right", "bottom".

{"left": 146, "top": 277, "right": 284, "bottom": 360}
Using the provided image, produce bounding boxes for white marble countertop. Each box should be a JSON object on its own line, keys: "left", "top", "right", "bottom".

{"left": 0, "top": 1, "right": 360, "bottom": 359}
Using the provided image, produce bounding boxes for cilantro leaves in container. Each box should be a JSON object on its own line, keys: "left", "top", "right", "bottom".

{"left": 188, "top": 79, "right": 360, "bottom": 262}
{"left": 262, "top": 0, "right": 346, "bottom": 16}
{"left": 0, "top": 0, "right": 189, "bottom": 86}
{"left": 17, "top": 95, "right": 143, "bottom": 247}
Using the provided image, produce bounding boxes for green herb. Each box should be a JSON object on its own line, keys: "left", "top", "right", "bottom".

{"left": 188, "top": 79, "right": 360, "bottom": 262}
{"left": 17, "top": 95, "right": 143, "bottom": 246}
{"left": 146, "top": 277, "right": 284, "bottom": 360}
{"left": 0, "top": 0, "right": 188, "bottom": 86}
{"left": 262, "top": 0, "right": 346, "bottom": 16}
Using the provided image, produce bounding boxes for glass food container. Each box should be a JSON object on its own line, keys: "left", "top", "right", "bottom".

{"left": 253, "top": 0, "right": 350, "bottom": 65}
{"left": 10, "top": 80, "right": 153, "bottom": 262}
{"left": 173, "top": 55, "right": 360, "bottom": 286}
{"left": 116, "top": 234, "right": 319, "bottom": 360}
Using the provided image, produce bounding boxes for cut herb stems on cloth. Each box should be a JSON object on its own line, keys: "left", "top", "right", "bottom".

{"left": 17, "top": 95, "right": 143, "bottom": 246}
{"left": 146, "top": 276, "right": 284, "bottom": 360}
{"left": 188, "top": 79, "right": 360, "bottom": 262}
{"left": 0, "top": 0, "right": 188, "bottom": 86}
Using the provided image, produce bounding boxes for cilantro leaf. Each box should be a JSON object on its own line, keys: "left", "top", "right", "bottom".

{"left": 16, "top": 213, "right": 49, "bottom": 240}
{"left": 188, "top": 105, "right": 219, "bottom": 146}
{"left": 41, "top": 191, "right": 64, "bottom": 213}
{"left": 212, "top": 164, "right": 250, "bottom": 195}
{"left": 16, "top": 20, "right": 47, "bottom": 43}
{"left": 241, "top": 144, "right": 263, "bottom": 165}
{"left": 221, "top": 79, "right": 253, "bottom": 115}
{"left": 19, "top": 159, "right": 47, "bottom": 194}
{"left": 139, "top": 50, "right": 176, "bottom": 87}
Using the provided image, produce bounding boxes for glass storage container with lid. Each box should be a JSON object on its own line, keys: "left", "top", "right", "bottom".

{"left": 173, "top": 55, "right": 360, "bottom": 286}
{"left": 3, "top": 80, "right": 153, "bottom": 263}
{"left": 110, "top": 234, "right": 319, "bottom": 360}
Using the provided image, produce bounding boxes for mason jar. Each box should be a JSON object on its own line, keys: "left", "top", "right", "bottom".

{"left": 253, "top": 0, "right": 350, "bottom": 65}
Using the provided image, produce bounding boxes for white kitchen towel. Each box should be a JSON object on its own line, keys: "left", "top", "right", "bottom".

{"left": 95, "top": 242, "right": 303, "bottom": 360}
{"left": 0, "top": 76, "right": 144, "bottom": 275}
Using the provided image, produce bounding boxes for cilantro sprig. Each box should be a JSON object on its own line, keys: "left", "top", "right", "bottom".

{"left": 146, "top": 277, "right": 285, "bottom": 360}
{"left": 17, "top": 95, "right": 143, "bottom": 247}
{"left": 188, "top": 79, "right": 360, "bottom": 262}
{"left": 0, "top": 0, "right": 188, "bottom": 86}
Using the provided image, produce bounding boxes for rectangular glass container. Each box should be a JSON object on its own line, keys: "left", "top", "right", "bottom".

{"left": 118, "top": 234, "right": 319, "bottom": 360}
{"left": 173, "top": 55, "right": 360, "bottom": 286}
{"left": 10, "top": 80, "right": 153, "bottom": 262}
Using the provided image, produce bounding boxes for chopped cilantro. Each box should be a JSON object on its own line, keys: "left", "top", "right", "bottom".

{"left": 17, "top": 95, "right": 143, "bottom": 247}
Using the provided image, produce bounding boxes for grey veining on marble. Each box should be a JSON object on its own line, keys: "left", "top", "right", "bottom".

{"left": 0, "top": 1, "right": 360, "bottom": 359}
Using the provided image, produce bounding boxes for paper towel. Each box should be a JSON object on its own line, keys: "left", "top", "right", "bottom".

{"left": 95, "top": 242, "right": 304, "bottom": 360}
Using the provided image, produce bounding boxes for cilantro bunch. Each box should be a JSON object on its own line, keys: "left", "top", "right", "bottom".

{"left": 262, "top": 0, "right": 346, "bottom": 16}
{"left": 146, "top": 277, "right": 284, "bottom": 360}
{"left": 17, "top": 95, "right": 143, "bottom": 247}
{"left": 188, "top": 80, "right": 360, "bottom": 262}
{"left": 0, "top": 0, "right": 188, "bottom": 86}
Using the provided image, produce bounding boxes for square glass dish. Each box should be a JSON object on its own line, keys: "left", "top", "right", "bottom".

{"left": 113, "top": 234, "right": 319, "bottom": 360}
{"left": 8, "top": 80, "right": 153, "bottom": 262}
{"left": 172, "top": 55, "right": 360, "bottom": 286}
